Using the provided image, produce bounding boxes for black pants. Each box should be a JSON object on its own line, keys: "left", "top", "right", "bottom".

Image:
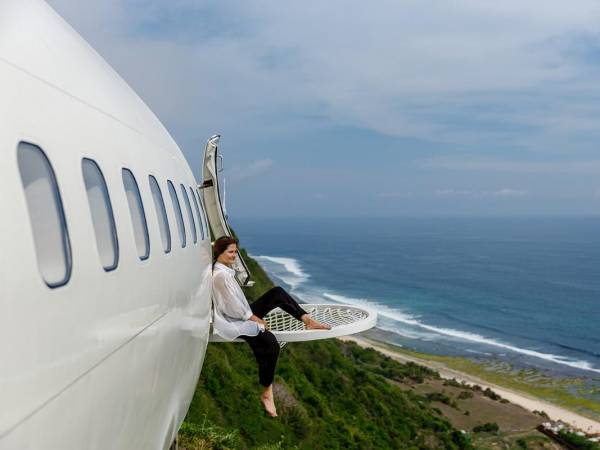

{"left": 240, "top": 286, "right": 308, "bottom": 386}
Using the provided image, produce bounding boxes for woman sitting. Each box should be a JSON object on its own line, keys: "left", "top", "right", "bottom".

{"left": 211, "top": 236, "right": 331, "bottom": 417}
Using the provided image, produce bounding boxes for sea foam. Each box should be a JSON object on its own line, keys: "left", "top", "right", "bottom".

{"left": 253, "top": 255, "right": 309, "bottom": 289}
{"left": 257, "top": 255, "right": 600, "bottom": 374}
{"left": 323, "top": 292, "right": 600, "bottom": 374}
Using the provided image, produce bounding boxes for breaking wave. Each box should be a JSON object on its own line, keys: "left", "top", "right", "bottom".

{"left": 256, "top": 255, "right": 600, "bottom": 374}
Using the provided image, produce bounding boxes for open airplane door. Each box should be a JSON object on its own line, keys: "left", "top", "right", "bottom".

{"left": 200, "top": 135, "right": 254, "bottom": 287}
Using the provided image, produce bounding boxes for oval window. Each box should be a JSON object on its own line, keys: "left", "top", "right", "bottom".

{"left": 18, "top": 142, "right": 72, "bottom": 287}
{"left": 149, "top": 175, "right": 171, "bottom": 253}
{"left": 122, "top": 169, "right": 150, "bottom": 260}
{"left": 180, "top": 184, "right": 197, "bottom": 244}
{"left": 167, "top": 180, "right": 186, "bottom": 248}
{"left": 82, "top": 158, "right": 119, "bottom": 271}
{"left": 189, "top": 186, "right": 205, "bottom": 240}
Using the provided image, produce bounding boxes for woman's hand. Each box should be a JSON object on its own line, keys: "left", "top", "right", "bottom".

{"left": 249, "top": 314, "right": 269, "bottom": 330}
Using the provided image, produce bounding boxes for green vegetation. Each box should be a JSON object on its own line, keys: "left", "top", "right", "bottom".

{"left": 512, "top": 435, "right": 554, "bottom": 449}
{"left": 178, "top": 420, "right": 240, "bottom": 450}
{"left": 368, "top": 341, "right": 600, "bottom": 421}
{"left": 457, "top": 391, "right": 474, "bottom": 400}
{"left": 482, "top": 387, "right": 502, "bottom": 402}
{"left": 556, "top": 430, "right": 600, "bottom": 450}
{"left": 237, "top": 248, "right": 273, "bottom": 302}
{"left": 426, "top": 391, "right": 459, "bottom": 409}
{"left": 472, "top": 423, "right": 499, "bottom": 433}
{"left": 444, "top": 378, "right": 469, "bottom": 389}
{"left": 179, "top": 248, "right": 473, "bottom": 449}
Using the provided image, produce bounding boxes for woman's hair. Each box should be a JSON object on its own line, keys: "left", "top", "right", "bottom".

{"left": 213, "top": 235, "right": 239, "bottom": 262}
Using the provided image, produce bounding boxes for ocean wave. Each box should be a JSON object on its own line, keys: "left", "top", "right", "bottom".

{"left": 376, "top": 324, "right": 439, "bottom": 341}
{"left": 254, "top": 256, "right": 600, "bottom": 374}
{"left": 322, "top": 292, "right": 418, "bottom": 322}
{"left": 321, "top": 292, "right": 600, "bottom": 374}
{"left": 253, "top": 255, "right": 309, "bottom": 289}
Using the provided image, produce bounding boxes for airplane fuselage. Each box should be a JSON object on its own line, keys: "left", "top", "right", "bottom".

{"left": 0, "top": 1, "right": 212, "bottom": 448}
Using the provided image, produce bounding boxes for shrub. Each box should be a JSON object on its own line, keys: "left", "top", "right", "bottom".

{"left": 557, "top": 430, "right": 600, "bottom": 450}
{"left": 426, "top": 391, "right": 459, "bottom": 409}
{"left": 457, "top": 391, "right": 474, "bottom": 400}
{"left": 178, "top": 419, "right": 240, "bottom": 450}
{"left": 473, "top": 422, "right": 499, "bottom": 433}
{"left": 483, "top": 387, "right": 502, "bottom": 401}
{"left": 516, "top": 437, "right": 528, "bottom": 449}
{"left": 444, "top": 378, "right": 462, "bottom": 388}
{"left": 533, "top": 410, "right": 550, "bottom": 419}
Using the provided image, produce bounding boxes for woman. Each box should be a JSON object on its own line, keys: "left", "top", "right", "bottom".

{"left": 212, "top": 236, "right": 331, "bottom": 417}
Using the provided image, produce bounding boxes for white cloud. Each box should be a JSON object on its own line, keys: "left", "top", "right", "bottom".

{"left": 420, "top": 158, "right": 600, "bottom": 174}
{"left": 435, "top": 189, "right": 474, "bottom": 196}
{"left": 490, "top": 188, "right": 528, "bottom": 197}
{"left": 378, "top": 192, "right": 414, "bottom": 198}
{"left": 46, "top": 0, "right": 600, "bottom": 148}
{"left": 226, "top": 159, "right": 273, "bottom": 183}
{"left": 41, "top": 1, "right": 600, "bottom": 216}
{"left": 434, "top": 188, "right": 528, "bottom": 197}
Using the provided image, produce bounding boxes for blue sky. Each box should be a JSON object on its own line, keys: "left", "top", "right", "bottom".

{"left": 48, "top": 0, "right": 600, "bottom": 217}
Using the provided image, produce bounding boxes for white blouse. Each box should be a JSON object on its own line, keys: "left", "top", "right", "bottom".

{"left": 212, "top": 262, "right": 261, "bottom": 341}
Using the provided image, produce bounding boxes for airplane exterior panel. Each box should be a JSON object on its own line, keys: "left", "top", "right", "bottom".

{"left": 0, "top": 1, "right": 212, "bottom": 449}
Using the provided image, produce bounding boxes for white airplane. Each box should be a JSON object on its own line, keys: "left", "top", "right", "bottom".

{"left": 0, "top": 2, "right": 376, "bottom": 449}
{"left": 1, "top": 1, "right": 213, "bottom": 448}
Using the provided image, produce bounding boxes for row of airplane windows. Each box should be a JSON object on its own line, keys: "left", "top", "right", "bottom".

{"left": 17, "top": 141, "right": 209, "bottom": 289}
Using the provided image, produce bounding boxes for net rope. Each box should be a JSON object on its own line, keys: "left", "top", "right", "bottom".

{"left": 265, "top": 305, "right": 369, "bottom": 331}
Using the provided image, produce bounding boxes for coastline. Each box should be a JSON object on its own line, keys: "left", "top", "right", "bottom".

{"left": 340, "top": 334, "right": 600, "bottom": 434}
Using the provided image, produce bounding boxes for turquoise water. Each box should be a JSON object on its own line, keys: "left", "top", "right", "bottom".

{"left": 233, "top": 216, "right": 600, "bottom": 381}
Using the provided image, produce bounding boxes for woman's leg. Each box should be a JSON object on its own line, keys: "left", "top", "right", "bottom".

{"left": 260, "top": 384, "right": 277, "bottom": 417}
{"left": 250, "top": 286, "right": 308, "bottom": 320}
{"left": 251, "top": 286, "right": 332, "bottom": 329}
{"left": 241, "top": 331, "right": 280, "bottom": 416}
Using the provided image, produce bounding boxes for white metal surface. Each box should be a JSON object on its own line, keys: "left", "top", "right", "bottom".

{"left": 201, "top": 136, "right": 253, "bottom": 286}
{"left": 0, "top": 1, "right": 212, "bottom": 449}
{"left": 210, "top": 304, "right": 378, "bottom": 343}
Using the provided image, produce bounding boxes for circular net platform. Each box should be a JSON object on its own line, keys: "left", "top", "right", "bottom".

{"left": 210, "top": 304, "right": 377, "bottom": 343}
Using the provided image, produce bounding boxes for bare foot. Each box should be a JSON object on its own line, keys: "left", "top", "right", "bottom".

{"left": 302, "top": 315, "right": 332, "bottom": 330}
{"left": 261, "top": 387, "right": 278, "bottom": 417}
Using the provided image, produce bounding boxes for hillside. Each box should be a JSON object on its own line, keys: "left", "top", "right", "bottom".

{"left": 178, "top": 249, "right": 555, "bottom": 450}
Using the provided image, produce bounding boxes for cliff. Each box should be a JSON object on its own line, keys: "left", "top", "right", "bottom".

{"left": 178, "top": 248, "right": 472, "bottom": 449}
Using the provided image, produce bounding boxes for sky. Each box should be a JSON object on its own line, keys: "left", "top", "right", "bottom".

{"left": 47, "top": 0, "right": 600, "bottom": 218}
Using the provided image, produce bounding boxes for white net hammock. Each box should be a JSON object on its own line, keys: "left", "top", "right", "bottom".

{"left": 209, "top": 304, "right": 377, "bottom": 343}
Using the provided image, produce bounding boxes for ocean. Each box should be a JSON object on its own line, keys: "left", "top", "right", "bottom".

{"left": 232, "top": 216, "right": 600, "bottom": 382}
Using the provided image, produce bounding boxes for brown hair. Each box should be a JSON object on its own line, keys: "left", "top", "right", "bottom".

{"left": 213, "top": 235, "right": 239, "bottom": 262}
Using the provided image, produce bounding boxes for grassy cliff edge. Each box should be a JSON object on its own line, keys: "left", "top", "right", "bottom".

{"left": 178, "top": 249, "right": 557, "bottom": 450}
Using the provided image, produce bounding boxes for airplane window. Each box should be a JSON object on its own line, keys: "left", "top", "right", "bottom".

{"left": 18, "top": 142, "right": 72, "bottom": 287}
{"left": 195, "top": 189, "right": 209, "bottom": 240}
{"left": 122, "top": 169, "right": 150, "bottom": 260}
{"left": 167, "top": 180, "right": 186, "bottom": 248}
{"left": 149, "top": 175, "right": 171, "bottom": 253}
{"left": 180, "top": 184, "right": 197, "bottom": 244}
{"left": 82, "top": 158, "right": 119, "bottom": 271}
{"left": 189, "top": 186, "right": 205, "bottom": 240}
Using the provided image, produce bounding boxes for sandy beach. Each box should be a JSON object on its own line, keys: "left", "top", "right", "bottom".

{"left": 340, "top": 335, "right": 600, "bottom": 434}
